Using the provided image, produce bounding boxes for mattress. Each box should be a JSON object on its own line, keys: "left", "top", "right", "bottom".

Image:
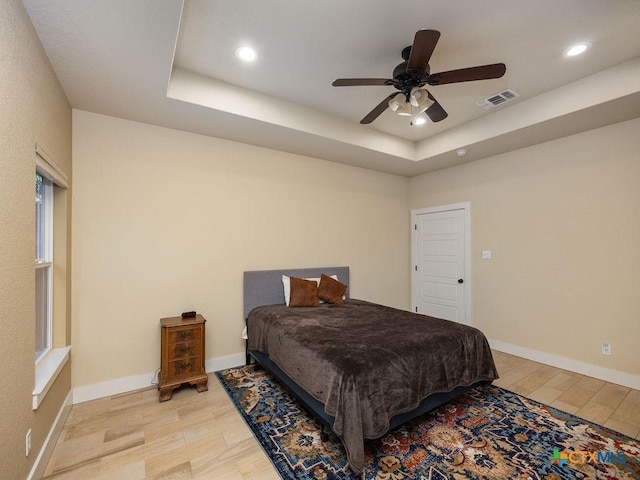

{"left": 247, "top": 298, "right": 498, "bottom": 473}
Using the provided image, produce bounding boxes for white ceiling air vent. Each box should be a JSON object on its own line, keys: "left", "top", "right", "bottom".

{"left": 476, "top": 89, "right": 520, "bottom": 109}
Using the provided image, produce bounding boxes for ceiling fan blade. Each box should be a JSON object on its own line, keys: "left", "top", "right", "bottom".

{"left": 407, "top": 30, "right": 441, "bottom": 74}
{"left": 332, "top": 78, "right": 394, "bottom": 87}
{"left": 427, "top": 63, "right": 506, "bottom": 85}
{"left": 360, "top": 94, "right": 397, "bottom": 124}
{"left": 425, "top": 92, "right": 448, "bottom": 122}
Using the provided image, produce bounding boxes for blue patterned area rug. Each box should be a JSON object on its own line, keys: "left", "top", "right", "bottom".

{"left": 216, "top": 366, "right": 640, "bottom": 480}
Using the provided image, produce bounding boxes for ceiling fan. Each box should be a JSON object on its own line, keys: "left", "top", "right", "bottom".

{"left": 332, "top": 30, "right": 506, "bottom": 124}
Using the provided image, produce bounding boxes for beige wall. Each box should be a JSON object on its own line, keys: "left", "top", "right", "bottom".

{"left": 71, "top": 111, "right": 640, "bottom": 390}
{"left": 410, "top": 118, "right": 640, "bottom": 376}
{"left": 0, "top": 1, "right": 72, "bottom": 478}
{"left": 71, "top": 110, "right": 410, "bottom": 388}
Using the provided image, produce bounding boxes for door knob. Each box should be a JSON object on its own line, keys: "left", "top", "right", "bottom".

{"left": 458, "top": 279, "right": 464, "bottom": 284}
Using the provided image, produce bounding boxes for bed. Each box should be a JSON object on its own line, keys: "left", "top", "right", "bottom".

{"left": 244, "top": 266, "right": 498, "bottom": 475}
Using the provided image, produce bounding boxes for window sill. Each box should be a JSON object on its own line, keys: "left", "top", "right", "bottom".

{"left": 33, "top": 346, "right": 71, "bottom": 410}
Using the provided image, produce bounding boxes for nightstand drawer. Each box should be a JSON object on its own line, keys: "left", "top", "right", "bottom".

{"left": 166, "top": 355, "right": 202, "bottom": 377}
{"left": 167, "top": 326, "right": 200, "bottom": 344}
{"left": 167, "top": 341, "right": 201, "bottom": 360}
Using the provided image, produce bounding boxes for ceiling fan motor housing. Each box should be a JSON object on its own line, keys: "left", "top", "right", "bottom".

{"left": 393, "top": 48, "right": 430, "bottom": 97}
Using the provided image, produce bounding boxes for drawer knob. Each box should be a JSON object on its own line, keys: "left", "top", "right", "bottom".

{"left": 179, "top": 362, "right": 192, "bottom": 370}
{"left": 180, "top": 345, "right": 192, "bottom": 354}
{"left": 179, "top": 331, "right": 193, "bottom": 340}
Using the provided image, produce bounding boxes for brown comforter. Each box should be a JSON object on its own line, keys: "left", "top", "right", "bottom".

{"left": 247, "top": 299, "right": 498, "bottom": 474}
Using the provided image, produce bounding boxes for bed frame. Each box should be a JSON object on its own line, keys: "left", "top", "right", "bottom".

{"left": 243, "top": 266, "right": 489, "bottom": 437}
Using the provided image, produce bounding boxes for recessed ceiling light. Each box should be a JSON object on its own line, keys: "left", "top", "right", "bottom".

{"left": 564, "top": 42, "right": 591, "bottom": 57}
{"left": 235, "top": 46, "right": 257, "bottom": 62}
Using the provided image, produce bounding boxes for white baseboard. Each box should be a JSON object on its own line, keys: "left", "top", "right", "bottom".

{"left": 205, "top": 352, "right": 246, "bottom": 374}
{"left": 72, "top": 371, "right": 157, "bottom": 404}
{"left": 27, "top": 389, "right": 73, "bottom": 480}
{"left": 72, "top": 352, "right": 246, "bottom": 404}
{"left": 489, "top": 338, "right": 640, "bottom": 391}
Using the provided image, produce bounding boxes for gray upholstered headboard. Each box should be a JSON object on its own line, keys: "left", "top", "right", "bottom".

{"left": 243, "top": 266, "right": 349, "bottom": 319}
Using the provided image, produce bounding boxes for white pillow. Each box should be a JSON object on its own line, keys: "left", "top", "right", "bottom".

{"left": 282, "top": 274, "right": 339, "bottom": 306}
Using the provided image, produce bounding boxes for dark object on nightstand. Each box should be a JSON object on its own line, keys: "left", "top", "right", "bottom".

{"left": 181, "top": 310, "right": 197, "bottom": 318}
{"left": 158, "top": 314, "right": 208, "bottom": 402}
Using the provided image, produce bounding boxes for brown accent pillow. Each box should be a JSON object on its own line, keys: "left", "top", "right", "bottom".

{"left": 288, "top": 277, "right": 320, "bottom": 307}
{"left": 318, "top": 273, "right": 347, "bottom": 304}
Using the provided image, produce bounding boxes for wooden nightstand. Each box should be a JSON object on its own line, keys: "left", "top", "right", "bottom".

{"left": 158, "top": 314, "right": 208, "bottom": 402}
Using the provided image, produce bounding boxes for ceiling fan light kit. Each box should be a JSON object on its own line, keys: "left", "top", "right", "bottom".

{"left": 332, "top": 29, "right": 506, "bottom": 125}
{"left": 389, "top": 89, "right": 433, "bottom": 125}
{"left": 388, "top": 93, "right": 406, "bottom": 112}
{"left": 389, "top": 94, "right": 413, "bottom": 116}
{"left": 409, "top": 87, "right": 434, "bottom": 112}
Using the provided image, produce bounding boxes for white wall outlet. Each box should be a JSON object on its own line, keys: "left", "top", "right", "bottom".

{"left": 482, "top": 250, "right": 492, "bottom": 259}
{"left": 25, "top": 429, "right": 31, "bottom": 456}
{"left": 601, "top": 342, "right": 612, "bottom": 356}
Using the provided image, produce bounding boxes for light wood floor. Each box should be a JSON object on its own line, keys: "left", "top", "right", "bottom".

{"left": 42, "top": 351, "right": 640, "bottom": 479}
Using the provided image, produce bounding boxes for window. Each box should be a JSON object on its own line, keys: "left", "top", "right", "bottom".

{"left": 33, "top": 144, "right": 71, "bottom": 409}
{"left": 35, "top": 171, "right": 53, "bottom": 361}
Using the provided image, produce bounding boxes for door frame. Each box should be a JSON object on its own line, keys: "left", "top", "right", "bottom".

{"left": 411, "top": 202, "right": 472, "bottom": 325}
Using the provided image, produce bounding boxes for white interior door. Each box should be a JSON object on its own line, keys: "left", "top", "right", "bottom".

{"left": 412, "top": 204, "right": 470, "bottom": 324}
